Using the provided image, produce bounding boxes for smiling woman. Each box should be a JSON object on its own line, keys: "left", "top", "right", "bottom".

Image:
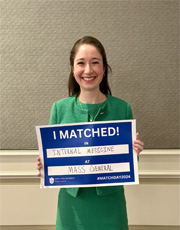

{"left": 37, "top": 36, "right": 144, "bottom": 230}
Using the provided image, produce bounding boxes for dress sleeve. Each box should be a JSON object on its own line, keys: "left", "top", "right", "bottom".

{"left": 127, "top": 103, "right": 133, "bottom": 119}
{"left": 49, "top": 102, "right": 57, "bottom": 125}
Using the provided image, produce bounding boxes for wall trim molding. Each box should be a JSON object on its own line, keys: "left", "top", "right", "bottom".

{"left": 0, "top": 149, "right": 180, "bottom": 180}
{"left": 1, "top": 170, "right": 179, "bottom": 180}
{"left": 140, "top": 149, "right": 180, "bottom": 156}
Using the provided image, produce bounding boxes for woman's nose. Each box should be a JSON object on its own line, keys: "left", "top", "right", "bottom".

{"left": 84, "top": 64, "right": 92, "bottom": 74}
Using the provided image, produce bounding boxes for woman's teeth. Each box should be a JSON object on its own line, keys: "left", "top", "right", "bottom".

{"left": 83, "top": 77, "right": 95, "bottom": 81}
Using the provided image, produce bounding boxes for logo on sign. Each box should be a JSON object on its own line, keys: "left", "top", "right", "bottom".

{"left": 49, "top": 177, "right": 54, "bottom": 184}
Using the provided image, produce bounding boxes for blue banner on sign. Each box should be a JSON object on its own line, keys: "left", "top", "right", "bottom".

{"left": 36, "top": 120, "right": 138, "bottom": 188}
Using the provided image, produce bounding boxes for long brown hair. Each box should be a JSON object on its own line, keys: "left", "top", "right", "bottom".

{"left": 68, "top": 36, "right": 112, "bottom": 96}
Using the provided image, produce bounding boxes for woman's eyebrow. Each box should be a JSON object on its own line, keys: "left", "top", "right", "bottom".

{"left": 75, "top": 57, "right": 101, "bottom": 62}
{"left": 92, "top": 58, "right": 101, "bottom": 60}
{"left": 76, "top": 58, "right": 84, "bottom": 62}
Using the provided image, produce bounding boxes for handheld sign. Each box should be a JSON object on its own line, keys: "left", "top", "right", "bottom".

{"left": 36, "top": 120, "right": 139, "bottom": 188}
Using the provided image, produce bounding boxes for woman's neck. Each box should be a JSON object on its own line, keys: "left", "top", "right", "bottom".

{"left": 78, "top": 90, "right": 107, "bottom": 104}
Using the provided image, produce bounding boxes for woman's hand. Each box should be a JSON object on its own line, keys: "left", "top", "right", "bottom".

{"left": 133, "top": 133, "right": 144, "bottom": 155}
{"left": 37, "top": 157, "right": 42, "bottom": 177}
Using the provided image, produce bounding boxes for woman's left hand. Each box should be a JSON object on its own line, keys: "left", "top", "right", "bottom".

{"left": 133, "top": 133, "right": 144, "bottom": 155}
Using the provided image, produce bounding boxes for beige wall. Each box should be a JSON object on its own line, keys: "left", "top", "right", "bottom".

{"left": 1, "top": 0, "right": 179, "bottom": 149}
{"left": 0, "top": 149, "right": 180, "bottom": 229}
{"left": 0, "top": 0, "right": 179, "bottom": 229}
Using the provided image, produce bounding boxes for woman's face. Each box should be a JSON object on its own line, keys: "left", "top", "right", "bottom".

{"left": 73, "top": 44, "right": 104, "bottom": 93}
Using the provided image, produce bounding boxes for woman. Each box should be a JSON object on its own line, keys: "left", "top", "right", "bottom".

{"left": 37, "top": 36, "right": 144, "bottom": 230}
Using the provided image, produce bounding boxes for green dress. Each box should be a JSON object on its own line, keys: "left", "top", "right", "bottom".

{"left": 56, "top": 102, "right": 129, "bottom": 230}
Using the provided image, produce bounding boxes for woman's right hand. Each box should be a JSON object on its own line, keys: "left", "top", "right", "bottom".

{"left": 37, "top": 157, "right": 42, "bottom": 177}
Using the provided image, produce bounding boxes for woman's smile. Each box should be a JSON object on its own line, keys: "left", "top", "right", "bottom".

{"left": 81, "top": 76, "right": 97, "bottom": 82}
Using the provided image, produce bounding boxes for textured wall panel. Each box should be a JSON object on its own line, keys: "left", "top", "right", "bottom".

{"left": 1, "top": 0, "right": 179, "bottom": 149}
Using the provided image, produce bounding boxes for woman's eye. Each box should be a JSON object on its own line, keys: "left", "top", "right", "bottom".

{"left": 77, "top": 62, "right": 84, "bottom": 65}
{"left": 92, "top": 62, "right": 99, "bottom": 65}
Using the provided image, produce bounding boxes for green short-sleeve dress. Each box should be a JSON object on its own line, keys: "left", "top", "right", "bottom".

{"left": 56, "top": 102, "right": 129, "bottom": 230}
